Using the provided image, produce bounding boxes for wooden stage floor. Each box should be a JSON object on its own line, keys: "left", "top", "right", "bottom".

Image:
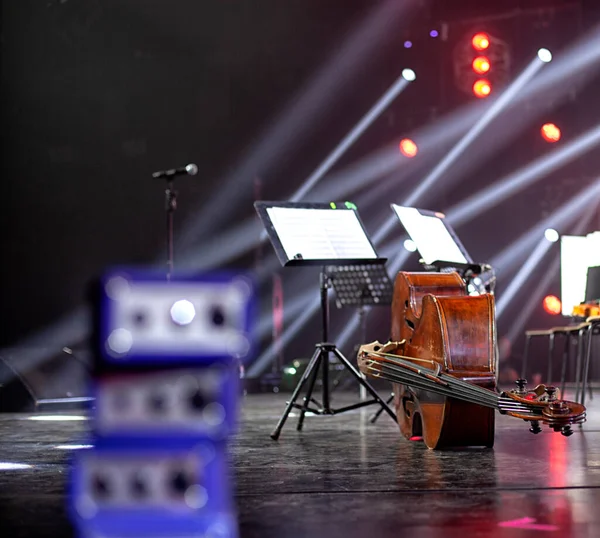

{"left": 1, "top": 390, "right": 600, "bottom": 537}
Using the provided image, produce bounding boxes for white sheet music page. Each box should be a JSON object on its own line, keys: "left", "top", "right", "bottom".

{"left": 392, "top": 205, "right": 468, "bottom": 265}
{"left": 266, "top": 207, "right": 377, "bottom": 261}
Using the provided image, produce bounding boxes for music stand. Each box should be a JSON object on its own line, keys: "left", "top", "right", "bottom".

{"left": 326, "top": 263, "right": 395, "bottom": 417}
{"left": 326, "top": 263, "right": 393, "bottom": 377}
{"left": 254, "top": 201, "right": 397, "bottom": 440}
{"left": 391, "top": 204, "right": 496, "bottom": 294}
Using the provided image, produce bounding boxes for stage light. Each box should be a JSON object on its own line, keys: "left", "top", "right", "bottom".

{"left": 402, "top": 68, "right": 416, "bottom": 81}
{"left": 472, "top": 33, "right": 490, "bottom": 51}
{"left": 399, "top": 138, "right": 418, "bottom": 158}
{"left": 538, "top": 48, "right": 553, "bottom": 63}
{"left": 430, "top": 30, "right": 439, "bottom": 38}
{"left": 403, "top": 239, "right": 417, "bottom": 252}
{"left": 472, "top": 56, "right": 491, "bottom": 74}
{"left": 541, "top": 123, "right": 561, "bottom": 143}
{"left": 544, "top": 228, "right": 559, "bottom": 242}
{"left": 543, "top": 295, "right": 562, "bottom": 315}
{"left": 473, "top": 79, "right": 492, "bottom": 98}
{"left": 289, "top": 69, "right": 414, "bottom": 203}
{"left": 404, "top": 40, "right": 412, "bottom": 48}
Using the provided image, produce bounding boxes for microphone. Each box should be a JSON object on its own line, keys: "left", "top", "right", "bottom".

{"left": 152, "top": 163, "right": 198, "bottom": 179}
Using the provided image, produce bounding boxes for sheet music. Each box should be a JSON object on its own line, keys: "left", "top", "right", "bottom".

{"left": 561, "top": 232, "right": 600, "bottom": 315}
{"left": 266, "top": 207, "right": 377, "bottom": 261}
{"left": 392, "top": 205, "right": 468, "bottom": 265}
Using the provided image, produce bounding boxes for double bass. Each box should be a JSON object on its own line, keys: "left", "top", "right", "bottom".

{"left": 358, "top": 271, "right": 586, "bottom": 449}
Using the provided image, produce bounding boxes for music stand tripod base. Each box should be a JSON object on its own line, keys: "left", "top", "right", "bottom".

{"left": 270, "top": 341, "right": 397, "bottom": 440}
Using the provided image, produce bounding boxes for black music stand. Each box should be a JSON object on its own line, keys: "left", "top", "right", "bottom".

{"left": 254, "top": 201, "right": 397, "bottom": 440}
{"left": 391, "top": 204, "right": 496, "bottom": 294}
{"left": 326, "top": 263, "right": 394, "bottom": 388}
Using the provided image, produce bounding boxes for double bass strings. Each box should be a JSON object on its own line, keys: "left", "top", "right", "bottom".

{"left": 363, "top": 348, "right": 531, "bottom": 404}
{"left": 363, "top": 362, "right": 538, "bottom": 416}
{"left": 361, "top": 353, "right": 539, "bottom": 415}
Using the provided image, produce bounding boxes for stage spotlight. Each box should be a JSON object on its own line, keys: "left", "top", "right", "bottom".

{"left": 543, "top": 294, "right": 562, "bottom": 315}
{"left": 472, "top": 56, "right": 491, "bottom": 74}
{"left": 404, "top": 40, "right": 412, "bottom": 48}
{"left": 473, "top": 79, "right": 492, "bottom": 98}
{"left": 430, "top": 30, "right": 439, "bottom": 38}
{"left": 399, "top": 138, "right": 418, "bottom": 158}
{"left": 538, "top": 48, "right": 553, "bottom": 63}
{"left": 541, "top": 123, "right": 561, "bottom": 143}
{"left": 403, "top": 239, "right": 417, "bottom": 252}
{"left": 472, "top": 32, "right": 490, "bottom": 51}
{"left": 544, "top": 228, "right": 560, "bottom": 242}
{"left": 402, "top": 68, "right": 416, "bottom": 81}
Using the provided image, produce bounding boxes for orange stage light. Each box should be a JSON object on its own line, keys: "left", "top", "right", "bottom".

{"left": 541, "top": 123, "right": 561, "bottom": 143}
{"left": 472, "top": 33, "right": 490, "bottom": 51}
{"left": 543, "top": 295, "right": 562, "bottom": 315}
{"left": 399, "top": 138, "right": 418, "bottom": 158}
{"left": 472, "top": 79, "right": 492, "bottom": 98}
{"left": 472, "top": 56, "right": 491, "bottom": 74}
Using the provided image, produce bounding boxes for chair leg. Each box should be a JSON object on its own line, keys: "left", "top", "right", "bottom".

{"left": 560, "top": 334, "right": 569, "bottom": 397}
{"left": 582, "top": 325, "right": 598, "bottom": 405}
{"left": 521, "top": 335, "right": 532, "bottom": 379}
{"left": 547, "top": 333, "right": 555, "bottom": 385}
{"left": 574, "top": 329, "right": 585, "bottom": 404}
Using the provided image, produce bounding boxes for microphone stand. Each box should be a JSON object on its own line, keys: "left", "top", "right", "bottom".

{"left": 165, "top": 179, "right": 177, "bottom": 281}
{"left": 153, "top": 163, "right": 197, "bottom": 281}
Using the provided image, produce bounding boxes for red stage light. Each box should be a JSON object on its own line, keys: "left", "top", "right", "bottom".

{"left": 541, "top": 123, "right": 561, "bottom": 143}
{"left": 472, "top": 33, "right": 490, "bottom": 51}
{"left": 543, "top": 295, "right": 562, "bottom": 315}
{"left": 399, "top": 138, "right": 418, "bottom": 158}
{"left": 472, "top": 79, "right": 492, "bottom": 98}
{"left": 472, "top": 56, "right": 491, "bottom": 74}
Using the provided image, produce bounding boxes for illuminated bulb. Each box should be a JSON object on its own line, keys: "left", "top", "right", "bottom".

{"left": 170, "top": 299, "right": 196, "bottom": 326}
{"left": 472, "top": 56, "right": 491, "bottom": 74}
{"left": 543, "top": 295, "right": 562, "bottom": 315}
{"left": 473, "top": 79, "right": 492, "bottom": 98}
{"left": 544, "top": 228, "right": 559, "bottom": 243}
{"left": 402, "top": 68, "right": 416, "bottom": 82}
{"left": 541, "top": 123, "right": 561, "bottom": 143}
{"left": 399, "top": 138, "right": 418, "bottom": 158}
{"left": 538, "top": 48, "right": 552, "bottom": 63}
{"left": 472, "top": 33, "right": 490, "bottom": 51}
{"left": 403, "top": 239, "right": 417, "bottom": 252}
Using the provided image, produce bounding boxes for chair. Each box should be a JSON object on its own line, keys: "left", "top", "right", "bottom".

{"left": 521, "top": 322, "right": 590, "bottom": 401}
{"left": 520, "top": 328, "right": 553, "bottom": 383}
{"left": 579, "top": 315, "right": 600, "bottom": 406}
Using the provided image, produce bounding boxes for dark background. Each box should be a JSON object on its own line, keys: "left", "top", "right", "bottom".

{"left": 1, "top": 0, "right": 599, "bottom": 388}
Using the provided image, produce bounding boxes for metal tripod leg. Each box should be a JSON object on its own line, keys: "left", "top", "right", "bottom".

{"left": 296, "top": 348, "right": 325, "bottom": 431}
{"left": 370, "top": 393, "right": 395, "bottom": 423}
{"left": 331, "top": 347, "right": 396, "bottom": 422}
{"left": 270, "top": 346, "right": 322, "bottom": 440}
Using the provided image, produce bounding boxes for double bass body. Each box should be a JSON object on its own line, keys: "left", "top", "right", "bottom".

{"left": 390, "top": 272, "right": 498, "bottom": 449}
